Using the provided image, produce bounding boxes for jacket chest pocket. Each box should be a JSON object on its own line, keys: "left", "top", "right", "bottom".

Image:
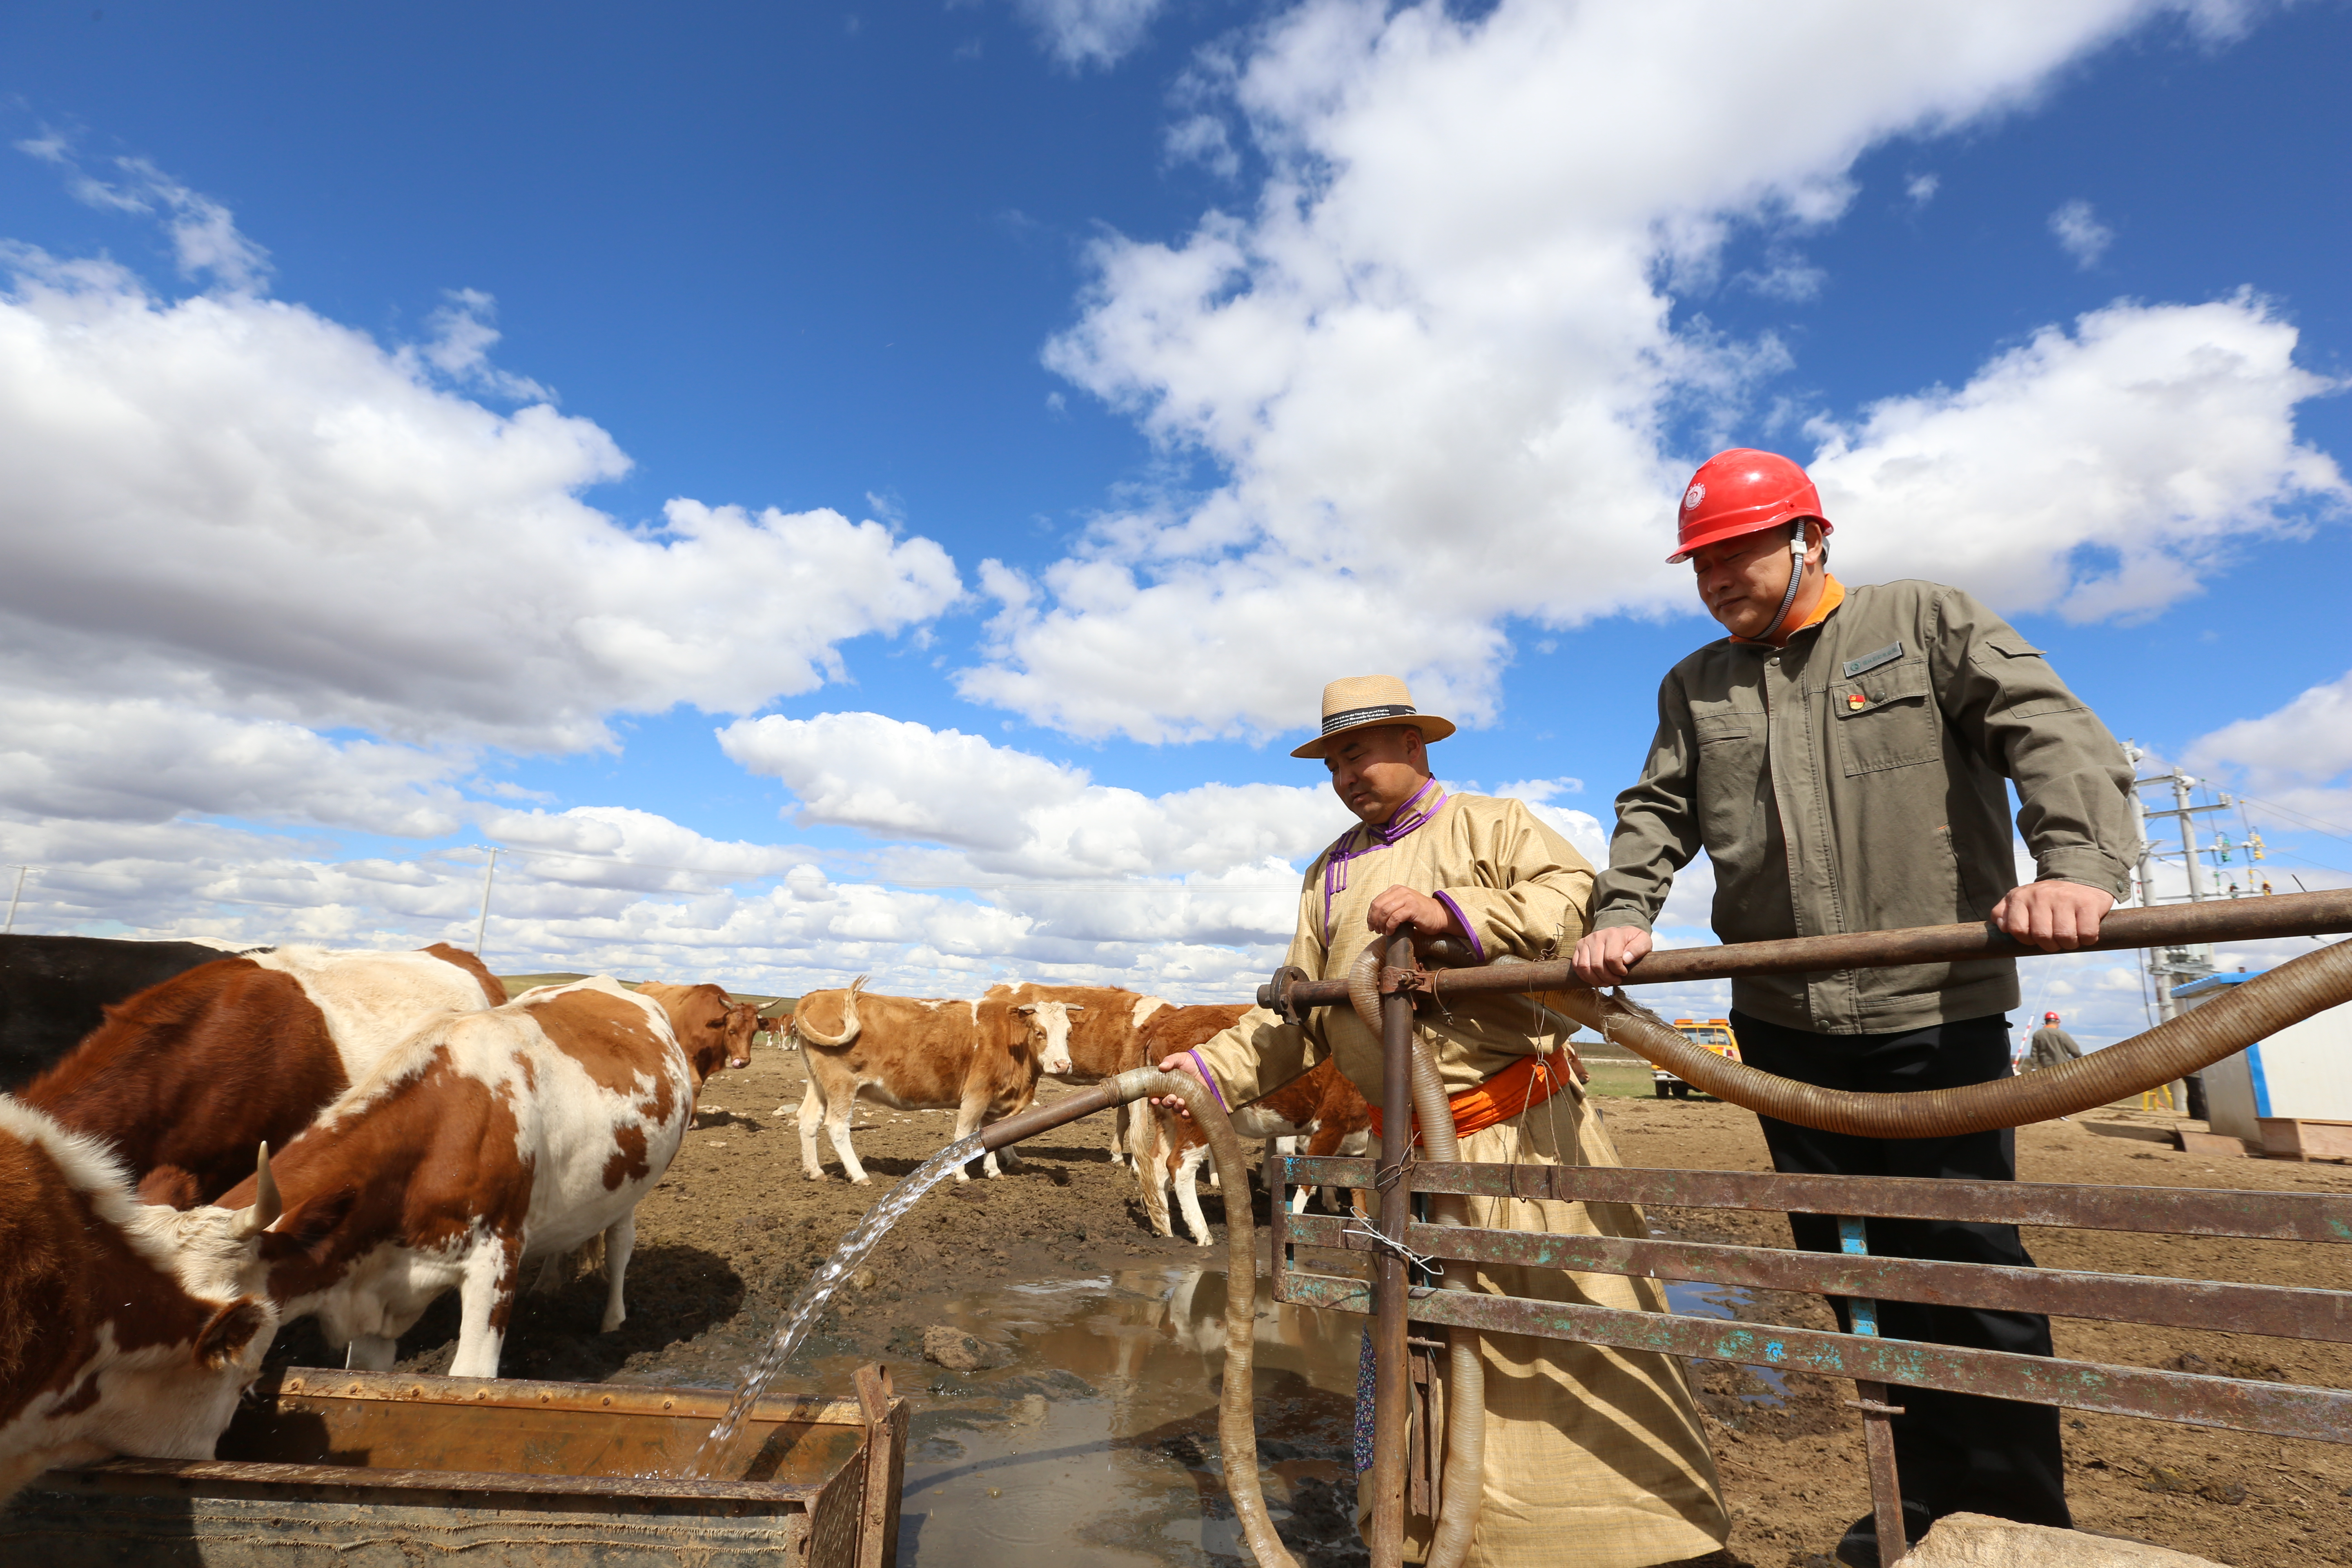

{"left": 1831, "top": 659, "right": 1940, "bottom": 775}
{"left": 1690, "top": 706, "right": 1767, "bottom": 841}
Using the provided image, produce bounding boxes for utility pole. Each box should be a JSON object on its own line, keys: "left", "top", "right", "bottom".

{"left": 473, "top": 847, "right": 501, "bottom": 959}
{"left": 2126, "top": 746, "right": 2231, "bottom": 1118}
{"left": 3, "top": 866, "right": 27, "bottom": 935}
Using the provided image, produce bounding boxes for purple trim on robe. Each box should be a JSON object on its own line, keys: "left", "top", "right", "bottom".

{"left": 1186, "top": 1049, "right": 1229, "bottom": 1111}
{"left": 1432, "top": 890, "right": 1483, "bottom": 960}
{"left": 1320, "top": 779, "right": 1448, "bottom": 940}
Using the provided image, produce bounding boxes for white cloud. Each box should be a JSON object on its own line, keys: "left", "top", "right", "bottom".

{"left": 718, "top": 710, "right": 1343, "bottom": 882}
{"left": 0, "top": 693, "right": 467, "bottom": 836}
{"left": 2049, "top": 197, "right": 2114, "bottom": 267}
{"left": 1014, "top": 0, "right": 1166, "bottom": 69}
{"left": 961, "top": 0, "right": 2327, "bottom": 745}
{"left": 1807, "top": 294, "right": 2345, "bottom": 621}
{"left": 18, "top": 139, "right": 271, "bottom": 292}
{"left": 407, "top": 289, "right": 552, "bottom": 402}
{"left": 0, "top": 247, "right": 962, "bottom": 753}
{"left": 2187, "top": 668, "right": 2352, "bottom": 832}
{"left": 1906, "top": 172, "right": 1942, "bottom": 206}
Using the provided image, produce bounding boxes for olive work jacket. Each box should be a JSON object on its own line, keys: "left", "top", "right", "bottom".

{"left": 1590, "top": 579, "right": 2139, "bottom": 1035}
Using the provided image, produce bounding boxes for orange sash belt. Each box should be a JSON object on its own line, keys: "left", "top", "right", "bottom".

{"left": 1365, "top": 1049, "right": 1584, "bottom": 1143}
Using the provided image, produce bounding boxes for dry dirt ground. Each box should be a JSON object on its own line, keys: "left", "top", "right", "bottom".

{"left": 265, "top": 1041, "right": 2352, "bottom": 1568}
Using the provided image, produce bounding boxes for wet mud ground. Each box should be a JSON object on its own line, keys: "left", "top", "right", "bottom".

{"left": 267, "top": 1044, "right": 2352, "bottom": 1567}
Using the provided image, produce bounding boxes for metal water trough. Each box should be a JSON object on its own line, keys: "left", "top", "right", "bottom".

{"left": 0, "top": 1364, "right": 909, "bottom": 1567}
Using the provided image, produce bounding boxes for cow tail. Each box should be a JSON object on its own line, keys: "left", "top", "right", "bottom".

{"left": 793, "top": 976, "right": 866, "bottom": 1048}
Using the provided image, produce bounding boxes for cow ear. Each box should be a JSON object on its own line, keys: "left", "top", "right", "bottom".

{"left": 194, "top": 1296, "right": 272, "bottom": 1369}
{"left": 258, "top": 1187, "right": 356, "bottom": 1261}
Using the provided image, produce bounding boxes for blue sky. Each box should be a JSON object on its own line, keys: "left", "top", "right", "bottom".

{"left": 2, "top": 0, "right": 2347, "bottom": 1039}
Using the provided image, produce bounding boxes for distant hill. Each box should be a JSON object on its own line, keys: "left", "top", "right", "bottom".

{"left": 497, "top": 973, "right": 795, "bottom": 1015}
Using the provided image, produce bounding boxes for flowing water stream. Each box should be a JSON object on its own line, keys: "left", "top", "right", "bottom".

{"left": 687, "top": 1131, "right": 987, "bottom": 1477}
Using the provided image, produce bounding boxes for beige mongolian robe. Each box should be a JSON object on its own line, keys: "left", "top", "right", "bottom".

{"left": 1189, "top": 786, "right": 1729, "bottom": 1568}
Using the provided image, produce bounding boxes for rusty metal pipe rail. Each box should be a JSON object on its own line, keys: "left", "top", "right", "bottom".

{"left": 1284, "top": 1211, "right": 2352, "bottom": 1342}
{"left": 1285, "top": 1156, "right": 2352, "bottom": 1241}
{"left": 1273, "top": 1264, "right": 2352, "bottom": 1447}
{"left": 1259, "top": 888, "right": 2352, "bottom": 1008}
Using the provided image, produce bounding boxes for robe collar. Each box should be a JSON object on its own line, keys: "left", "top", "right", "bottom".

{"left": 1322, "top": 778, "right": 1446, "bottom": 939}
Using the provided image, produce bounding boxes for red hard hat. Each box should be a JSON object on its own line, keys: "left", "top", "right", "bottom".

{"left": 2044, "top": 1012, "right": 2060, "bottom": 1023}
{"left": 1670, "top": 448, "right": 1833, "bottom": 564}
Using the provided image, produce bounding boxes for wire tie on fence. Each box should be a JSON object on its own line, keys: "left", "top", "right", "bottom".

{"left": 1341, "top": 1217, "right": 1444, "bottom": 1281}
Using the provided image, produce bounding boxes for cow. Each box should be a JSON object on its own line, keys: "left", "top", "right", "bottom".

{"left": 178, "top": 974, "right": 734, "bottom": 1376}
{"left": 19, "top": 944, "right": 507, "bottom": 1208}
{"left": 989, "top": 982, "right": 1170, "bottom": 1169}
{"left": 762, "top": 1003, "right": 798, "bottom": 1051}
{"left": 791, "top": 976, "right": 1079, "bottom": 1183}
{"left": 0, "top": 1100, "right": 302, "bottom": 1502}
{"left": 637, "top": 985, "right": 758, "bottom": 1080}
{"left": 1148, "top": 1056, "right": 1372, "bottom": 1246}
{"left": 0, "top": 934, "right": 265, "bottom": 1091}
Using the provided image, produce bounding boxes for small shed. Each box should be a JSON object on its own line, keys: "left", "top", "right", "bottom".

{"left": 2174, "top": 970, "right": 2352, "bottom": 1159}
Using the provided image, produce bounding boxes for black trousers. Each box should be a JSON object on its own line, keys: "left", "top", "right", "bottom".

{"left": 1729, "top": 1009, "right": 2071, "bottom": 1532}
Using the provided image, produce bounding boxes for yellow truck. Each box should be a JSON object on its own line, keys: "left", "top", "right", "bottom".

{"left": 1654, "top": 1017, "right": 1740, "bottom": 1098}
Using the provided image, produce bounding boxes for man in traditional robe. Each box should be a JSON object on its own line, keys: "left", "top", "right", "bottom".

{"left": 1159, "top": 674, "right": 1730, "bottom": 1568}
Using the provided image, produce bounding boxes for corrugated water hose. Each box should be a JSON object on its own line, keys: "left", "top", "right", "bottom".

{"left": 1086, "top": 1069, "right": 1300, "bottom": 1568}
{"left": 1349, "top": 935, "right": 2352, "bottom": 1140}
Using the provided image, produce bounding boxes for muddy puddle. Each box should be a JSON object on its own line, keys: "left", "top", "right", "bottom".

{"left": 774, "top": 1263, "right": 1364, "bottom": 1567}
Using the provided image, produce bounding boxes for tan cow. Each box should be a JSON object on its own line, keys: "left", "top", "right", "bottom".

{"left": 1149, "top": 1056, "right": 1372, "bottom": 1245}
{"left": 791, "top": 977, "right": 1079, "bottom": 1183}
{"left": 637, "top": 985, "right": 757, "bottom": 1078}
{"left": 987, "top": 982, "right": 1170, "bottom": 1168}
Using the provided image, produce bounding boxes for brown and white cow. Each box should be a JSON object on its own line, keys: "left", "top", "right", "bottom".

{"left": 988, "top": 982, "right": 1170, "bottom": 1169}
{"left": 0, "top": 1100, "right": 301, "bottom": 1502}
{"left": 791, "top": 976, "right": 1078, "bottom": 1183}
{"left": 180, "top": 975, "right": 730, "bottom": 1377}
{"left": 20, "top": 943, "right": 507, "bottom": 1208}
{"left": 1149, "top": 1056, "right": 1372, "bottom": 1245}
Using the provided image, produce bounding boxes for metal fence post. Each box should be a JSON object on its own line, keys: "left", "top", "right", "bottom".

{"left": 1838, "top": 1215, "right": 1910, "bottom": 1566}
{"left": 1368, "top": 929, "right": 1417, "bottom": 1566}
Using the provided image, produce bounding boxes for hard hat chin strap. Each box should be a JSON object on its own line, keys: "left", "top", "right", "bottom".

{"left": 1760, "top": 521, "right": 1809, "bottom": 644}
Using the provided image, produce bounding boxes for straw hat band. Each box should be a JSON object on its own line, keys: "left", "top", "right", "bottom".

{"left": 1320, "top": 702, "right": 1419, "bottom": 735}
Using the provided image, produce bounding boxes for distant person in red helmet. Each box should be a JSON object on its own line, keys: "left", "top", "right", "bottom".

{"left": 1572, "top": 448, "right": 2140, "bottom": 1566}
{"left": 2027, "top": 1011, "right": 2085, "bottom": 1072}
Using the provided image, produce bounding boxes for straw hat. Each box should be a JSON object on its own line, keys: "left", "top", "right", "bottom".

{"left": 1290, "top": 675, "right": 1457, "bottom": 760}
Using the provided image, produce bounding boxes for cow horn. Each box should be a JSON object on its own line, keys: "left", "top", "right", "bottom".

{"left": 1013, "top": 1003, "right": 1037, "bottom": 1014}
{"left": 1064, "top": 1004, "right": 1085, "bottom": 1013}
{"left": 232, "top": 1141, "right": 283, "bottom": 1239}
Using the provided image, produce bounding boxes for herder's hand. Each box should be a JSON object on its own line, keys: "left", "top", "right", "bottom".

{"left": 1572, "top": 926, "right": 1652, "bottom": 985}
{"left": 1365, "top": 886, "right": 1460, "bottom": 939}
{"left": 1152, "top": 1052, "right": 1208, "bottom": 1118}
{"left": 1990, "top": 881, "right": 2113, "bottom": 952}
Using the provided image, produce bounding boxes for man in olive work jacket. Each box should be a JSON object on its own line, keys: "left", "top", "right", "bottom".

{"left": 1571, "top": 448, "right": 2140, "bottom": 1567}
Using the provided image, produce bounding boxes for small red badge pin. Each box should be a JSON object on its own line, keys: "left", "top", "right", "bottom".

{"left": 1847, "top": 693, "right": 1867, "bottom": 711}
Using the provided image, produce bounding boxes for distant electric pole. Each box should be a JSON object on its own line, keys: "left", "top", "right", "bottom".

{"left": 473, "top": 847, "right": 501, "bottom": 958}
{"left": 3, "top": 866, "right": 27, "bottom": 935}
{"left": 2123, "top": 742, "right": 2242, "bottom": 1118}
